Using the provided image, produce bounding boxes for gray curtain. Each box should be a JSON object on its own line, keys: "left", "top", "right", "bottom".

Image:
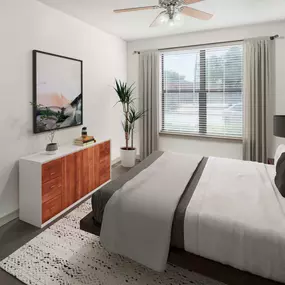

{"left": 243, "top": 39, "right": 274, "bottom": 163}
{"left": 139, "top": 51, "right": 159, "bottom": 160}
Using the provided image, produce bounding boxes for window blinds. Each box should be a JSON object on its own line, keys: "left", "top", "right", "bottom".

{"left": 161, "top": 43, "right": 243, "bottom": 138}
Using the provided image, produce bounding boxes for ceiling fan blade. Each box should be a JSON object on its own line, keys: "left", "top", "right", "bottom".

{"left": 114, "top": 6, "right": 159, "bottom": 13}
{"left": 150, "top": 11, "right": 168, "bottom": 27}
{"left": 183, "top": 0, "right": 204, "bottom": 4}
{"left": 181, "top": 6, "right": 213, "bottom": 20}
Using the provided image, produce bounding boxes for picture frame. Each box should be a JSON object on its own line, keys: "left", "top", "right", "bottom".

{"left": 33, "top": 50, "right": 83, "bottom": 134}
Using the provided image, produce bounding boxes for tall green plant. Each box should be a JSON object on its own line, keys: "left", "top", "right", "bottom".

{"left": 128, "top": 107, "right": 146, "bottom": 149}
{"left": 114, "top": 80, "right": 135, "bottom": 150}
{"left": 114, "top": 80, "right": 147, "bottom": 150}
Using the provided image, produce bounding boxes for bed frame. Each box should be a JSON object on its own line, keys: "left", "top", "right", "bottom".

{"left": 80, "top": 212, "right": 283, "bottom": 285}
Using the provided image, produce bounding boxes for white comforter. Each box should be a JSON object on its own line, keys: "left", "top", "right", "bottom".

{"left": 184, "top": 157, "right": 285, "bottom": 283}
{"left": 100, "top": 152, "right": 202, "bottom": 271}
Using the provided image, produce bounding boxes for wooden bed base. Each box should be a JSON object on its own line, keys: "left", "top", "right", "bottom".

{"left": 80, "top": 212, "right": 283, "bottom": 285}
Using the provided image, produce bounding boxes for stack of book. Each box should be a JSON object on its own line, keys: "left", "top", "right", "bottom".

{"left": 74, "top": 136, "right": 96, "bottom": 147}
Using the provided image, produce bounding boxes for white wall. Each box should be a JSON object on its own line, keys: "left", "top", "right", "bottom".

{"left": 128, "top": 21, "right": 285, "bottom": 160}
{"left": 0, "top": 0, "right": 127, "bottom": 221}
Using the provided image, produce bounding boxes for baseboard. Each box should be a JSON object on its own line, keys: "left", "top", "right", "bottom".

{"left": 112, "top": 155, "right": 141, "bottom": 168}
{"left": 0, "top": 210, "right": 19, "bottom": 228}
{"left": 111, "top": 157, "right": 121, "bottom": 166}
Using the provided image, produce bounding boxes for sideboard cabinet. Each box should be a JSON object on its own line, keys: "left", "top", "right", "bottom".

{"left": 19, "top": 140, "right": 111, "bottom": 227}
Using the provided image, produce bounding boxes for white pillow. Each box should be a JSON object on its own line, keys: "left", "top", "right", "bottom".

{"left": 274, "top": 144, "right": 285, "bottom": 166}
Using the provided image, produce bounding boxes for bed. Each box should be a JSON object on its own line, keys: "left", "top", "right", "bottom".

{"left": 80, "top": 151, "right": 285, "bottom": 285}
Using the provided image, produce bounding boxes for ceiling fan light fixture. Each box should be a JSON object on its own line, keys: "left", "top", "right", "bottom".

{"left": 114, "top": 0, "right": 213, "bottom": 29}
{"left": 160, "top": 13, "right": 169, "bottom": 23}
{"left": 174, "top": 12, "right": 182, "bottom": 22}
{"left": 167, "top": 12, "right": 184, "bottom": 27}
{"left": 168, "top": 19, "right": 175, "bottom": 27}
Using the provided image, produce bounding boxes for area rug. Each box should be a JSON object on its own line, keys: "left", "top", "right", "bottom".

{"left": 0, "top": 200, "right": 225, "bottom": 285}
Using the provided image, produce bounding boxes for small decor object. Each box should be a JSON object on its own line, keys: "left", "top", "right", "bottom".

{"left": 45, "top": 119, "right": 59, "bottom": 155}
{"left": 33, "top": 50, "right": 83, "bottom": 134}
{"left": 46, "top": 143, "right": 58, "bottom": 155}
{"left": 30, "top": 103, "right": 59, "bottom": 155}
{"left": 114, "top": 80, "right": 146, "bottom": 167}
{"left": 74, "top": 136, "right": 96, "bottom": 147}
{"left": 82, "top": 127, "right": 88, "bottom": 138}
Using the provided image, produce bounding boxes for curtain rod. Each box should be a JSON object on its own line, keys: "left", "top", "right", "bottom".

{"left": 133, "top": 34, "right": 280, "bottom": 55}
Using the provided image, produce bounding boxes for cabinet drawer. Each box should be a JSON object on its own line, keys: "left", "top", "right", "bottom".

{"left": 42, "top": 159, "right": 62, "bottom": 183}
{"left": 42, "top": 194, "right": 62, "bottom": 223}
{"left": 42, "top": 177, "right": 62, "bottom": 204}
{"left": 99, "top": 141, "right": 110, "bottom": 160}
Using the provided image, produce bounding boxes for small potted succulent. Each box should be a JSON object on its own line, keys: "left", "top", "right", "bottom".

{"left": 45, "top": 128, "right": 58, "bottom": 155}
{"left": 31, "top": 103, "right": 60, "bottom": 154}
{"left": 114, "top": 80, "right": 146, "bottom": 167}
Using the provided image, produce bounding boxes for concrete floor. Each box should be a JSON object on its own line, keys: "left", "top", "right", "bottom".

{"left": 0, "top": 163, "right": 130, "bottom": 285}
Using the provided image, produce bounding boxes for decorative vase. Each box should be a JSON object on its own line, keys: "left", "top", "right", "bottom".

{"left": 46, "top": 143, "right": 58, "bottom": 155}
{"left": 82, "top": 127, "right": 88, "bottom": 138}
{"left": 120, "top": 148, "right": 136, "bottom": 167}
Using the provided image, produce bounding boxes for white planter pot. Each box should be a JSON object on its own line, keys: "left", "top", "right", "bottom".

{"left": 120, "top": 148, "right": 136, "bottom": 168}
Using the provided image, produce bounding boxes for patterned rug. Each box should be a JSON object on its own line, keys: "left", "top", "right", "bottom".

{"left": 0, "top": 200, "right": 225, "bottom": 285}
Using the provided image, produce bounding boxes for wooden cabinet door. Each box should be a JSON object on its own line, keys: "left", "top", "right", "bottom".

{"left": 99, "top": 141, "right": 111, "bottom": 185}
{"left": 87, "top": 147, "right": 95, "bottom": 192}
{"left": 93, "top": 145, "right": 100, "bottom": 190}
{"left": 75, "top": 150, "right": 83, "bottom": 200}
{"left": 99, "top": 141, "right": 110, "bottom": 159}
{"left": 82, "top": 149, "right": 89, "bottom": 197}
{"left": 82, "top": 147, "right": 96, "bottom": 195}
{"left": 62, "top": 155, "right": 76, "bottom": 209}
{"left": 62, "top": 152, "right": 85, "bottom": 208}
{"left": 82, "top": 146, "right": 101, "bottom": 194}
{"left": 60, "top": 142, "right": 110, "bottom": 212}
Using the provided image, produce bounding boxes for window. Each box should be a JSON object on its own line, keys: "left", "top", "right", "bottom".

{"left": 160, "top": 43, "right": 243, "bottom": 139}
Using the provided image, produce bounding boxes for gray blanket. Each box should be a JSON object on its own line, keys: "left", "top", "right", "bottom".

{"left": 91, "top": 151, "right": 207, "bottom": 249}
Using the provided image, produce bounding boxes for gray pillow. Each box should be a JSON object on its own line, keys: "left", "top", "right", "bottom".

{"left": 275, "top": 152, "right": 285, "bottom": 197}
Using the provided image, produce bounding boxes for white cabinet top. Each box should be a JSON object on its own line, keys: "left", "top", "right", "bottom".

{"left": 20, "top": 139, "right": 110, "bottom": 164}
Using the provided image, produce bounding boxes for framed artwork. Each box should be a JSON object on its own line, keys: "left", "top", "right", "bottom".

{"left": 33, "top": 50, "right": 83, "bottom": 133}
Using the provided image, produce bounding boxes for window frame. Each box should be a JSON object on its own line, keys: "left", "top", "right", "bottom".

{"left": 159, "top": 43, "right": 244, "bottom": 141}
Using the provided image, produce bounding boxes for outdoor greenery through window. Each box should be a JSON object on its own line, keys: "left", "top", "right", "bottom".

{"left": 160, "top": 43, "right": 243, "bottom": 138}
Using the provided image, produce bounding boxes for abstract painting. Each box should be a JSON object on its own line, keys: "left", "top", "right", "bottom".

{"left": 33, "top": 50, "right": 83, "bottom": 133}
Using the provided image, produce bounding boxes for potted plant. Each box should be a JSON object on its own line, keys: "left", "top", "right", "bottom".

{"left": 45, "top": 127, "right": 58, "bottom": 155}
{"left": 128, "top": 106, "right": 146, "bottom": 150}
{"left": 114, "top": 80, "right": 146, "bottom": 167}
{"left": 31, "top": 103, "right": 60, "bottom": 154}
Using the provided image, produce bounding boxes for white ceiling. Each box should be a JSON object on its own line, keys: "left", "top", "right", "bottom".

{"left": 37, "top": 0, "right": 285, "bottom": 41}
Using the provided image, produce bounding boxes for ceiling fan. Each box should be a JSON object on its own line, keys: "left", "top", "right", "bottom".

{"left": 114, "top": 0, "right": 213, "bottom": 28}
